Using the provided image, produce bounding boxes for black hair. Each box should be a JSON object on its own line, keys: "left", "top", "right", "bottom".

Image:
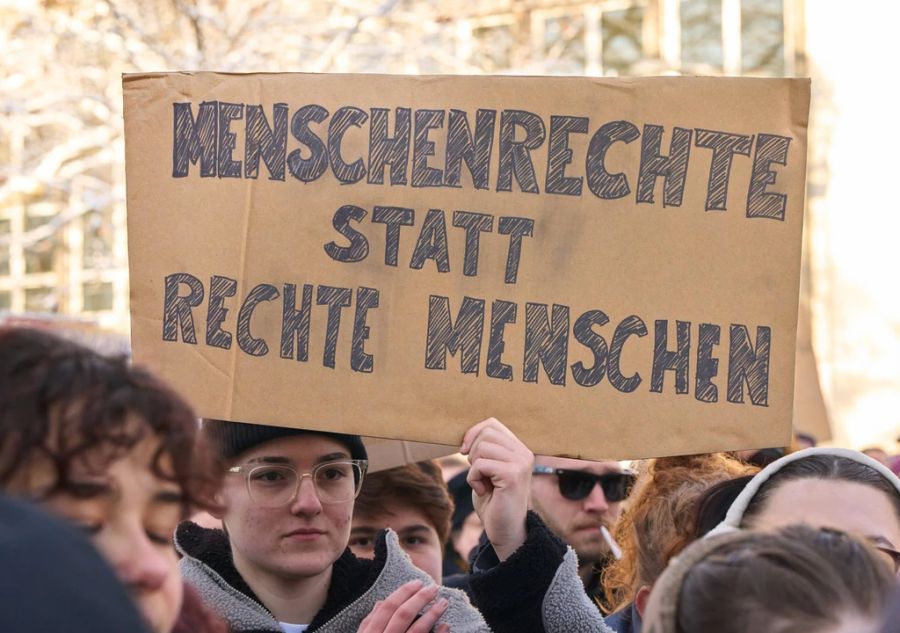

{"left": 691, "top": 475, "right": 754, "bottom": 539}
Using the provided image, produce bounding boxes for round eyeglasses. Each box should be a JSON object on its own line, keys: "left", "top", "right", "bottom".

{"left": 228, "top": 460, "right": 368, "bottom": 507}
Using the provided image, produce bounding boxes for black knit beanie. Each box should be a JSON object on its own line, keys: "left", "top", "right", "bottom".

{"left": 447, "top": 469, "right": 475, "bottom": 532}
{"left": 203, "top": 419, "right": 367, "bottom": 462}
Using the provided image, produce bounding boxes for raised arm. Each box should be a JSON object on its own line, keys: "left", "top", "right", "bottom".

{"left": 462, "top": 418, "right": 614, "bottom": 633}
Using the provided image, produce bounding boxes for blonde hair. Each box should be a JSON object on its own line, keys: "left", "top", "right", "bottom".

{"left": 602, "top": 453, "right": 756, "bottom": 613}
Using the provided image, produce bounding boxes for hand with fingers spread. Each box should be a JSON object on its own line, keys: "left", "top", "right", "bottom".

{"left": 460, "top": 417, "right": 534, "bottom": 561}
{"left": 357, "top": 580, "right": 450, "bottom": 633}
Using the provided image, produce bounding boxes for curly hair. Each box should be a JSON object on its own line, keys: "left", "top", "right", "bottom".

{"left": 353, "top": 460, "right": 454, "bottom": 546}
{"left": 601, "top": 453, "right": 757, "bottom": 613}
{"left": 0, "top": 326, "right": 218, "bottom": 514}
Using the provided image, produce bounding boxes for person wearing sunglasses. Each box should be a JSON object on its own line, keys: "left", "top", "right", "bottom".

{"left": 530, "top": 456, "right": 637, "bottom": 603}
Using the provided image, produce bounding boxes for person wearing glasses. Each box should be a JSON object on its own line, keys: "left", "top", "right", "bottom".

{"left": 529, "top": 455, "right": 637, "bottom": 603}
{"left": 178, "top": 419, "right": 611, "bottom": 633}
{"left": 175, "top": 421, "right": 473, "bottom": 633}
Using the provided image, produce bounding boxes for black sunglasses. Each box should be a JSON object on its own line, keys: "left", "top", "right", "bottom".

{"left": 533, "top": 466, "right": 637, "bottom": 502}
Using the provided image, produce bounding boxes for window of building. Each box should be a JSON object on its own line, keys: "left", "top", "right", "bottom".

{"left": 23, "top": 193, "right": 66, "bottom": 276}
{"left": 0, "top": 218, "right": 10, "bottom": 277}
{"left": 0, "top": 135, "right": 9, "bottom": 176}
{"left": 471, "top": 22, "right": 517, "bottom": 72}
{"left": 681, "top": 0, "right": 724, "bottom": 71}
{"left": 472, "top": 2, "right": 649, "bottom": 76}
{"left": 741, "top": 0, "right": 784, "bottom": 75}
{"left": 82, "top": 208, "right": 115, "bottom": 270}
{"left": 24, "top": 214, "right": 60, "bottom": 275}
{"left": 82, "top": 281, "right": 113, "bottom": 312}
{"left": 601, "top": 6, "right": 644, "bottom": 75}
{"left": 24, "top": 287, "right": 58, "bottom": 313}
{"left": 460, "top": 0, "right": 791, "bottom": 78}
{"left": 540, "top": 12, "right": 587, "bottom": 75}
{"left": 0, "top": 291, "right": 10, "bottom": 311}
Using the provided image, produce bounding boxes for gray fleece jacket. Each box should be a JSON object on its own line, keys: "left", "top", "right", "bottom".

{"left": 176, "top": 522, "right": 485, "bottom": 632}
{"left": 176, "top": 517, "right": 611, "bottom": 633}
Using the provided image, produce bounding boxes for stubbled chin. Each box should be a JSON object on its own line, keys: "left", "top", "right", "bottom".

{"left": 572, "top": 532, "right": 606, "bottom": 553}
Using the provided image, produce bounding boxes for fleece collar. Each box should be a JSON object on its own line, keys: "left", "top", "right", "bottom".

{"left": 708, "top": 447, "right": 900, "bottom": 537}
{"left": 174, "top": 521, "right": 387, "bottom": 630}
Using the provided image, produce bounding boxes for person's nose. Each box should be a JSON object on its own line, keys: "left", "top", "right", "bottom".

{"left": 105, "top": 525, "right": 170, "bottom": 592}
{"left": 289, "top": 475, "right": 323, "bottom": 516}
{"left": 582, "top": 481, "right": 610, "bottom": 513}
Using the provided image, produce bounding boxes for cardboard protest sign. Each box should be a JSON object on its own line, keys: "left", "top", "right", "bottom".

{"left": 792, "top": 303, "right": 831, "bottom": 442}
{"left": 124, "top": 73, "right": 809, "bottom": 460}
{"left": 363, "top": 437, "right": 459, "bottom": 473}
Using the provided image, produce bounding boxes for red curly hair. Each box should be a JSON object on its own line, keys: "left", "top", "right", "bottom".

{"left": 601, "top": 453, "right": 757, "bottom": 613}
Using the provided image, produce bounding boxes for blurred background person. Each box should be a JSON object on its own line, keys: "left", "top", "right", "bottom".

{"left": 864, "top": 446, "right": 893, "bottom": 468}
{"left": 443, "top": 468, "right": 482, "bottom": 577}
{"left": 643, "top": 525, "right": 897, "bottom": 633}
{"left": 350, "top": 460, "right": 452, "bottom": 584}
{"left": 602, "top": 453, "right": 756, "bottom": 632}
{"left": 794, "top": 431, "right": 818, "bottom": 450}
{"left": 732, "top": 447, "right": 787, "bottom": 469}
{"left": 0, "top": 326, "right": 224, "bottom": 633}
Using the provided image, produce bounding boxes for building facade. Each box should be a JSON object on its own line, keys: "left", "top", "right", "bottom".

{"left": 18, "top": 0, "right": 889, "bottom": 447}
{"left": 0, "top": 0, "right": 801, "bottom": 334}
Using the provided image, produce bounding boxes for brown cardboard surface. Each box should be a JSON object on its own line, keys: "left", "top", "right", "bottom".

{"left": 363, "top": 437, "right": 459, "bottom": 473}
{"left": 124, "top": 73, "right": 810, "bottom": 460}
{"left": 793, "top": 303, "right": 832, "bottom": 441}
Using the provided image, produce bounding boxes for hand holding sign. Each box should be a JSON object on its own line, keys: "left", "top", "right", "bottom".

{"left": 462, "top": 417, "right": 533, "bottom": 561}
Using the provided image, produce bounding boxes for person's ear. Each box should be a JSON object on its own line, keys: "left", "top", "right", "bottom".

{"left": 635, "top": 584, "right": 653, "bottom": 618}
{"left": 208, "top": 492, "right": 227, "bottom": 520}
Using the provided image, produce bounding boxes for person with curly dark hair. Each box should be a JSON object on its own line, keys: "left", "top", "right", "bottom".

{"left": 0, "top": 326, "right": 221, "bottom": 633}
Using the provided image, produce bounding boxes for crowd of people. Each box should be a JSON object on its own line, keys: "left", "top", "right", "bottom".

{"left": 1, "top": 325, "right": 899, "bottom": 633}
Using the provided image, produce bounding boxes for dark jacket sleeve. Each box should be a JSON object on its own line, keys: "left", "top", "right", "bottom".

{"left": 467, "top": 511, "right": 569, "bottom": 633}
